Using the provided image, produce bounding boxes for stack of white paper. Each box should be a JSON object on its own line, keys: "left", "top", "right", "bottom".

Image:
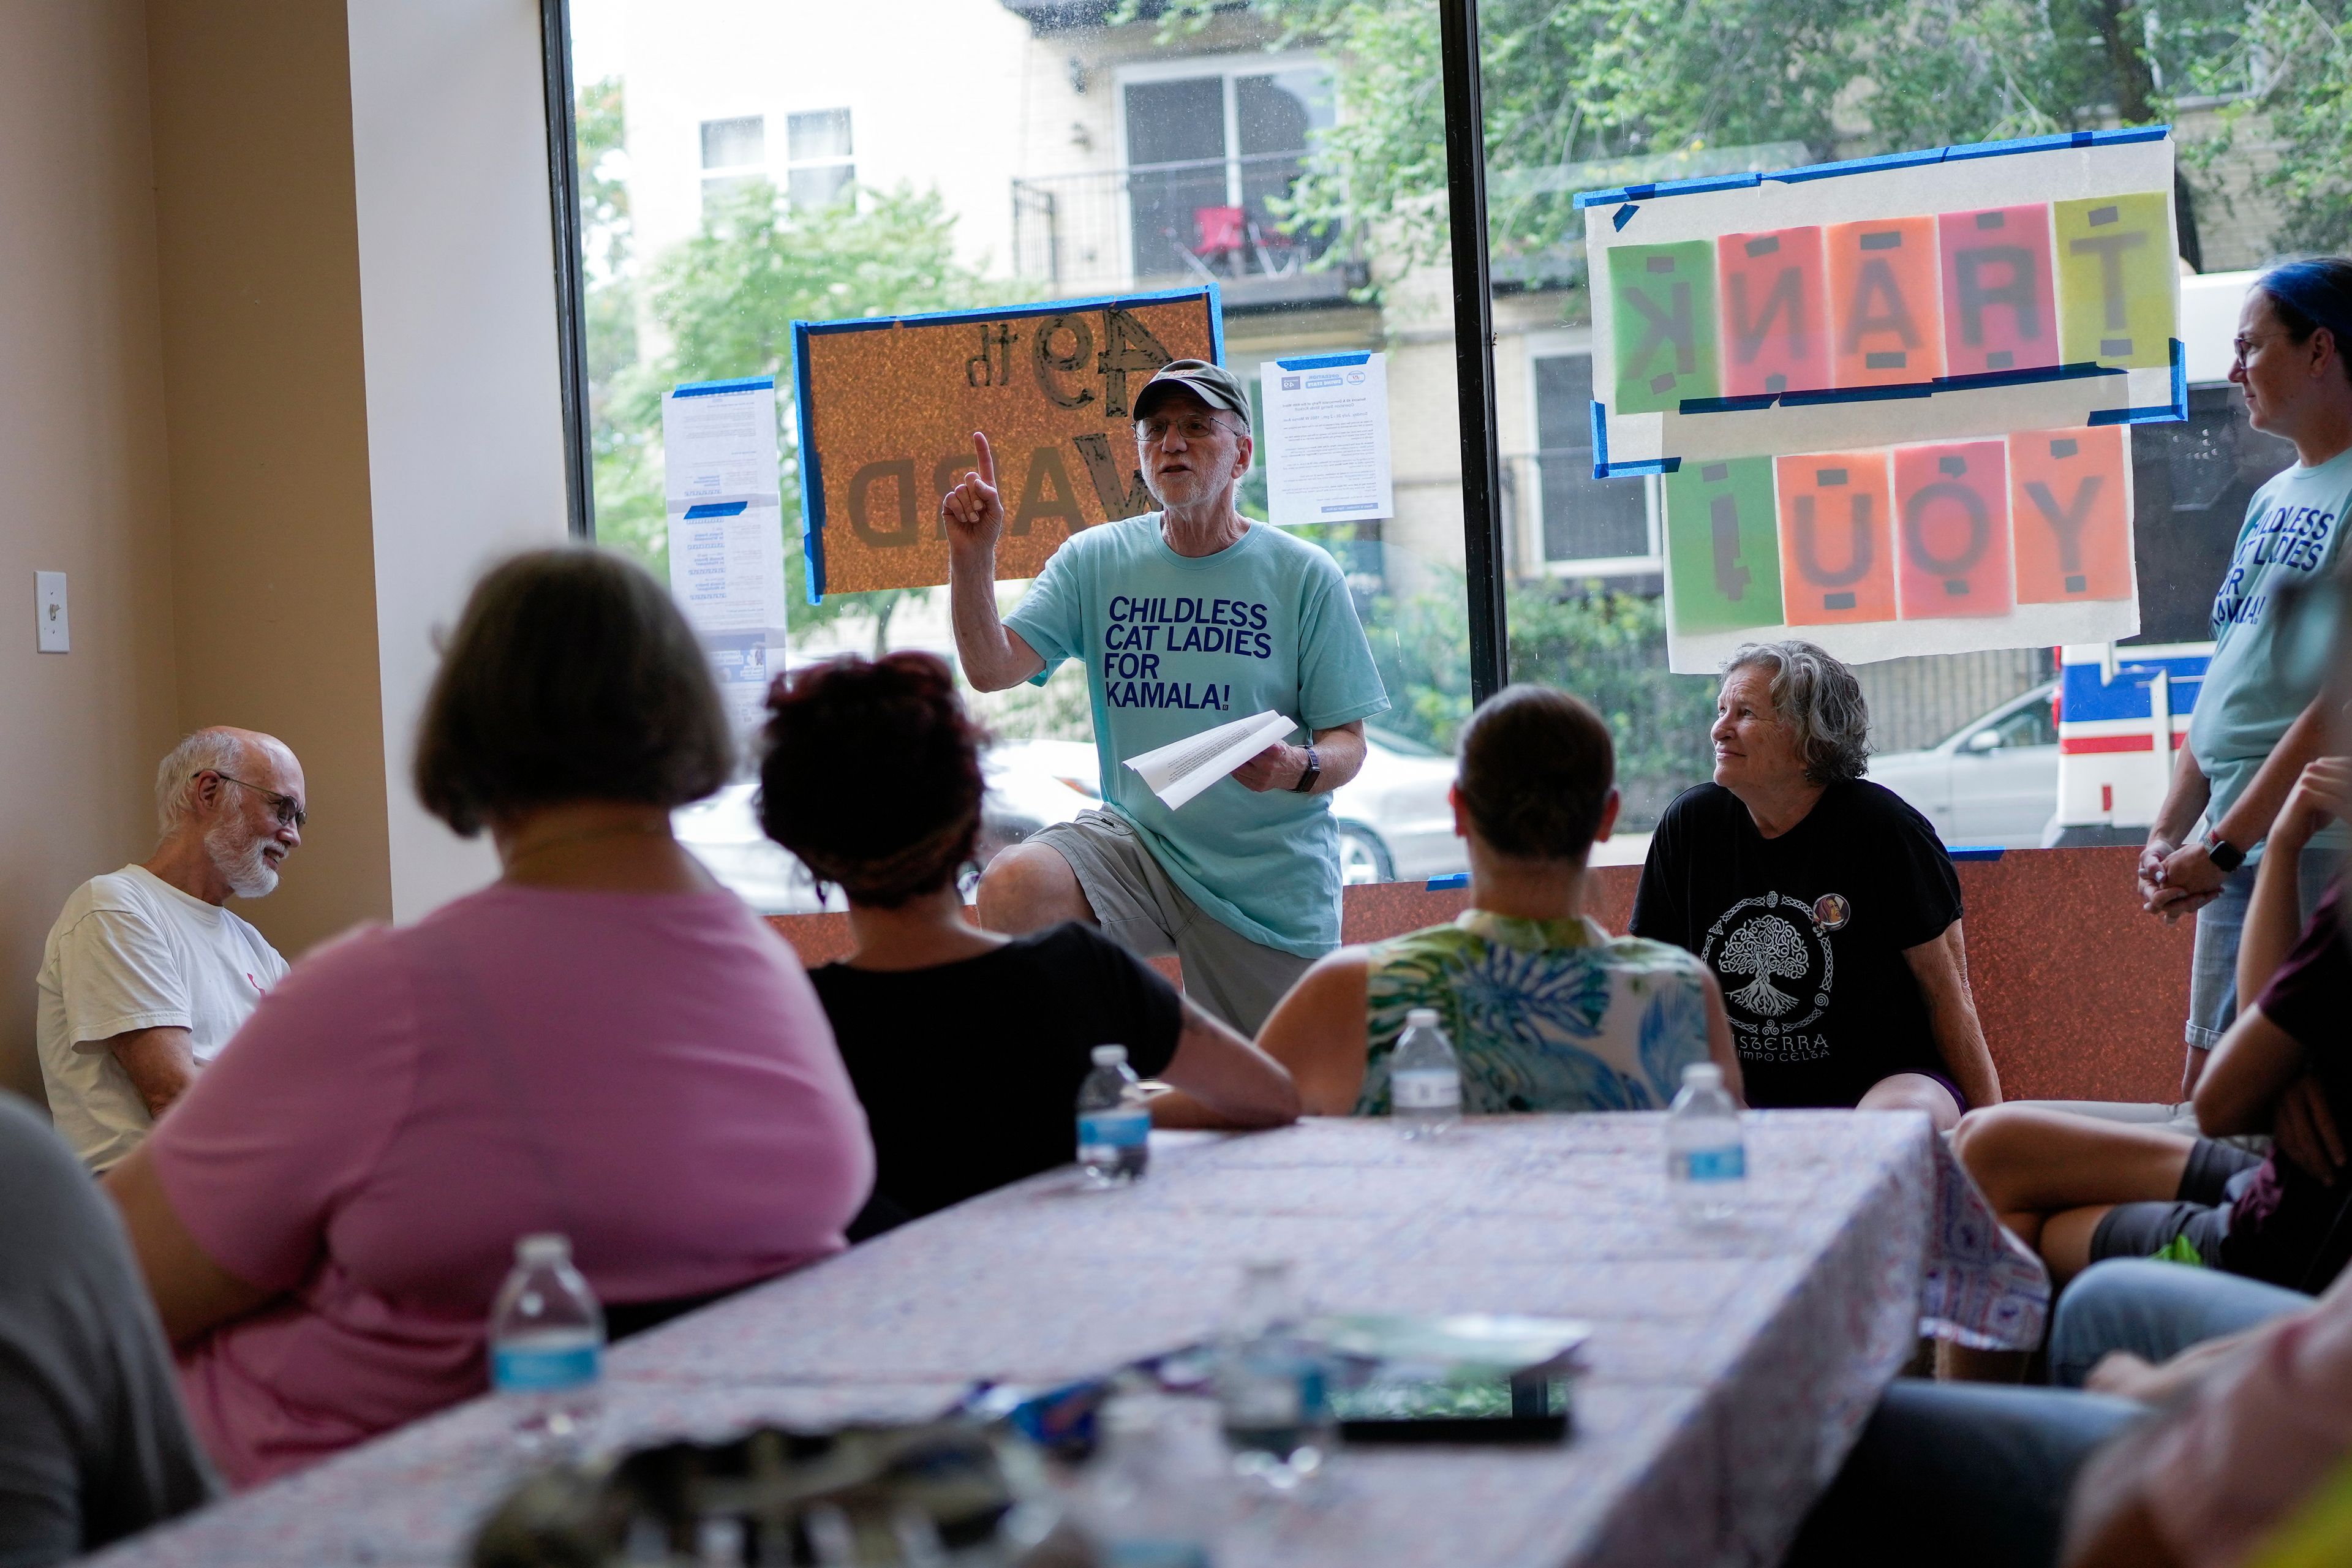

{"left": 1122, "top": 710, "right": 1297, "bottom": 810}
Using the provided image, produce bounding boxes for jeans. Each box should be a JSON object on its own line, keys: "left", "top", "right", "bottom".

{"left": 1787, "top": 1381, "right": 2146, "bottom": 1568}
{"left": 2187, "top": 847, "right": 2335, "bottom": 1049}
{"left": 2047, "top": 1257, "right": 2313, "bottom": 1387}
{"left": 1790, "top": 1264, "right": 2317, "bottom": 1567}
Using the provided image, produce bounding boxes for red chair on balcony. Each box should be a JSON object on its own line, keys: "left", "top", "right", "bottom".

{"left": 1191, "top": 204, "right": 1248, "bottom": 276}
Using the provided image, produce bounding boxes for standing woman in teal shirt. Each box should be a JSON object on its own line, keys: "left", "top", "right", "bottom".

{"left": 2143, "top": 258, "right": 2352, "bottom": 1095}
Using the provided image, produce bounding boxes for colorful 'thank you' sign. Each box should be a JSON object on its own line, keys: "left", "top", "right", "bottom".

{"left": 1662, "top": 423, "right": 2138, "bottom": 669}
{"left": 791, "top": 287, "right": 1221, "bottom": 599}
{"left": 1583, "top": 130, "right": 2184, "bottom": 476}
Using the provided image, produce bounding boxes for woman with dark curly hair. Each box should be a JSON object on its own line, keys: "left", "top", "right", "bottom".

{"left": 760, "top": 652, "right": 1297, "bottom": 1236}
{"left": 1630, "top": 639, "right": 1999, "bottom": 1125}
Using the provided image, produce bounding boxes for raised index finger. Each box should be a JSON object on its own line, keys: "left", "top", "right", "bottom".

{"left": 971, "top": 431, "right": 997, "bottom": 489}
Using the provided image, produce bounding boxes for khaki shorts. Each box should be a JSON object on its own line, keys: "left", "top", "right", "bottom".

{"left": 1027, "top": 809, "right": 1314, "bottom": 1036}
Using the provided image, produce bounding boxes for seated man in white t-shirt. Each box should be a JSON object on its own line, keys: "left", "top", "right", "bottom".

{"left": 36, "top": 728, "right": 304, "bottom": 1171}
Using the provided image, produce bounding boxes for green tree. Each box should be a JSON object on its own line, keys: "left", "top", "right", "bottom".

{"left": 2188, "top": 0, "right": 2352, "bottom": 251}
{"left": 579, "top": 80, "right": 997, "bottom": 649}
{"left": 1149, "top": 0, "right": 2269, "bottom": 266}
{"left": 1365, "top": 573, "right": 1717, "bottom": 828}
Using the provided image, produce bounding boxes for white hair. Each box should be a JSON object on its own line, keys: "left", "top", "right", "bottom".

{"left": 154, "top": 729, "right": 249, "bottom": 834}
{"left": 1721, "top": 640, "right": 1872, "bottom": 783}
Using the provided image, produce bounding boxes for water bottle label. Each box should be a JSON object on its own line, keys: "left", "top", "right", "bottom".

{"left": 1391, "top": 1068, "right": 1460, "bottom": 1111}
{"left": 492, "top": 1341, "right": 601, "bottom": 1393}
{"left": 1078, "top": 1109, "right": 1150, "bottom": 1148}
{"left": 1104, "top": 1543, "right": 1211, "bottom": 1568}
{"left": 1678, "top": 1145, "right": 1747, "bottom": 1183}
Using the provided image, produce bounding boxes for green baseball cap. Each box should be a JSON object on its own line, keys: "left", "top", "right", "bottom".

{"left": 1133, "top": 359, "right": 1249, "bottom": 422}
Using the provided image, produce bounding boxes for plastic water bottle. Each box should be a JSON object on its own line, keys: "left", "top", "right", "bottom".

{"left": 1077, "top": 1044, "right": 1150, "bottom": 1188}
{"left": 1665, "top": 1063, "right": 1746, "bottom": 1223}
{"left": 1389, "top": 1008, "right": 1461, "bottom": 1139}
{"left": 488, "top": 1233, "right": 605, "bottom": 1453}
{"left": 1215, "top": 1261, "right": 1329, "bottom": 1490}
{"left": 1077, "top": 1398, "right": 1218, "bottom": 1568}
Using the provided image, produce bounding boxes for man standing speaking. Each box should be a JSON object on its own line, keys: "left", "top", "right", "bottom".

{"left": 946, "top": 360, "right": 1389, "bottom": 1033}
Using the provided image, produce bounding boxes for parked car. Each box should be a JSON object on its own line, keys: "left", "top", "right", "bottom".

{"left": 682, "top": 725, "right": 1468, "bottom": 913}
{"left": 994, "top": 727, "right": 1463, "bottom": 886}
{"left": 1865, "top": 682, "right": 2059, "bottom": 849}
{"left": 673, "top": 745, "right": 1098, "bottom": 915}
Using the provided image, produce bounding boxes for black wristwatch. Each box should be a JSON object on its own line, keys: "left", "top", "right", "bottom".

{"left": 2203, "top": 828, "right": 2247, "bottom": 876}
{"left": 1292, "top": 745, "right": 1321, "bottom": 793}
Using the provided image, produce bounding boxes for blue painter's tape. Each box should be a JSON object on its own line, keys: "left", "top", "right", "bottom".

{"left": 680, "top": 502, "right": 748, "bottom": 520}
{"left": 790, "top": 321, "right": 824, "bottom": 603}
{"left": 796, "top": 284, "right": 1217, "bottom": 336}
{"left": 1275, "top": 352, "right": 1371, "bottom": 370}
{"left": 1678, "top": 393, "right": 1782, "bottom": 415}
{"left": 1931, "top": 359, "right": 2124, "bottom": 394}
{"left": 1600, "top": 456, "right": 1681, "bottom": 477}
{"left": 1942, "top": 131, "right": 2089, "bottom": 164}
{"left": 1425, "top": 872, "right": 1469, "bottom": 891}
{"left": 1207, "top": 278, "right": 1226, "bottom": 367}
{"left": 1770, "top": 145, "right": 1948, "bottom": 185}
{"left": 1589, "top": 399, "right": 1608, "bottom": 480}
{"left": 1583, "top": 126, "right": 2173, "bottom": 208}
{"left": 672, "top": 375, "right": 775, "bottom": 398}
{"left": 1945, "top": 845, "right": 2006, "bottom": 862}
{"left": 1612, "top": 203, "right": 1638, "bottom": 230}
{"left": 2087, "top": 339, "right": 2190, "bottom": 427}
{"left": 1778, "top": 381, "right": 1937, "bottom": 407}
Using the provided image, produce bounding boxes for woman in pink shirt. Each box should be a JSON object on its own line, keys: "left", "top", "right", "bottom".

{"left": 102, "top": 549, "right": 873, "bottom": 1488}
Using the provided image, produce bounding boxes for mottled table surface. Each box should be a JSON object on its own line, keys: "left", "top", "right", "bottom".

{"left": 88, "top": 1112, "right": 2045, "bottom": 1568}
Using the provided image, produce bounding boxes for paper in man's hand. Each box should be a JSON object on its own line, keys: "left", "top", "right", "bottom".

{"left": 1123, "top": 710, "right": 1297, "bottom": 810}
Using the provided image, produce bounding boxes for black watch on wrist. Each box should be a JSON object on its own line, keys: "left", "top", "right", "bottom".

{"left": 1292, "top": 745, "right": 1321, "bottom": 794}
{"left": 2203, "top": 828, "right": 2247, "bottom": 876}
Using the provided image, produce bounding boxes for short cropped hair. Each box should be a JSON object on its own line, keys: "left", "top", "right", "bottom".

{"left": 154, "top": 729, "right": 246, "bottom": 834}
{"left": 413, "top": 548, "right": 734, "bottom": 837}
{"left": 1454, "top": 685, "right": 1616, "bottom": 862}
{"left": 1722, "top": 639, "right": 1871, "bottom": 783}
{"left": 757, "top": 652, "right": 990, "bottom": 907}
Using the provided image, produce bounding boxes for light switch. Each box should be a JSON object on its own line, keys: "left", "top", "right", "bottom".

{"left": 36, "top": 571, "right": 68, "bottom": 654}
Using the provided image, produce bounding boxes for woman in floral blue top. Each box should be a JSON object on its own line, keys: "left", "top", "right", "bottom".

{"left": 1256, "top": 685, "right": 1742, "bottom": 1115}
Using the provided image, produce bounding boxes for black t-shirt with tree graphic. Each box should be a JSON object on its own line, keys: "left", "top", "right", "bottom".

{"left": 1629, "top": 780, "right": 1961, "bottom": 1109}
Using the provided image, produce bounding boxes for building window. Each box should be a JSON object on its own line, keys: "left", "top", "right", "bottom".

{"left": 1531, "top": 350, "right": 1657, "bottom": 575}
{"left": 699, "top": 115, "right": 766, "bottom": 215}
{"left": 1118, "top": 58, "right": 1335, "bottom": 283}
{"left": 785, "top": 108, "right": 854, "bottom": 211}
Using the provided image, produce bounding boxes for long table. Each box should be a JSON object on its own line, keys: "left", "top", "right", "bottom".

{"left": 88, "top": 1112, "right": 2044, "bottom": 1568}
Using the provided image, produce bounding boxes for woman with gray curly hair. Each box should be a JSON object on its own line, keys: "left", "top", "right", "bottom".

{"left": 1630, "top": 639, "right": 1999, "bottom": 1128}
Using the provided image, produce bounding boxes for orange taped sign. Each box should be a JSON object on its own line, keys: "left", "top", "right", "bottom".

{"left": 1775, "top": 451, "right": 1897, "bottom": 625}
{"left": 791, "top": 288, "right": 1219, "bottom": 598}
{"left": 1893, "top": 439, "right": 2013, "bottom": 619}
{"left": 2008, "top": 425, "right": 2133, "bottom": 603}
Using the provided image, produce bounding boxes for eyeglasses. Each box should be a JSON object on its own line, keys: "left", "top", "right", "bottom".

{"left": 2233, "top": 334, "right": 2277, "bottom": 368}
{"left": 206, "top": 771, "right": 307, "bottom": 829}
{"left": 1138, "top": 413, "right": 1245, "bottom": 445}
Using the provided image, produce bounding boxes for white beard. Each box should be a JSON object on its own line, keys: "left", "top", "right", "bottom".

{"left": 206, "top": 820, "right": 280, "bottom": 899}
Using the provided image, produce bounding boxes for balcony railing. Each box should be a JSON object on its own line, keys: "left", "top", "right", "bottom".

{"left": 1011, "top": 151, "right": 1365, "bottom": 309}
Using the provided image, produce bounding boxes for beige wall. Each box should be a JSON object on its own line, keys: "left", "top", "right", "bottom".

{"left": 146, "top": 0, "right": 396, "bottom": 966}
{"left": 1, "top": 2, "right": 568, "bottom": 1107}
{"left": 0, "top": 1, "right": 182, "bottom": 1101}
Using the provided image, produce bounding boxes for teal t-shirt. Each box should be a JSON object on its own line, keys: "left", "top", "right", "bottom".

{"left": 2187, "top": 445, "right": 2351, "bottom": 859}
{"left": 1005, "top": 515, "right": 1389, "bottom": 957}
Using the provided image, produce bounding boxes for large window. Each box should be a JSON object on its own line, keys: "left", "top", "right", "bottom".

{"left": 563, "top": 0, "right": 1472, "bottom": 909}
{"left": 562, "top": 1, "right": 2297, "bottom": 905}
